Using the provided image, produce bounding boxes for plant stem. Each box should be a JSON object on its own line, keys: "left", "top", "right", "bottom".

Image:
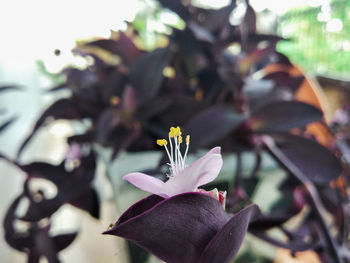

{"left": 249, "top": 151, "right": 261, "bottom": 178}
{"left": 262, "top": 135, "right": 343, "bottom": 263}
{"left": 234, "top": 152, "right": 243, "bottom": 189}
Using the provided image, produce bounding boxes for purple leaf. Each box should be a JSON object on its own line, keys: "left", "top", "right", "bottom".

{"left": 156, "top": 0, "right": 189, "bottom": 21}
{"left": 135, "top": 97, "right": 171, "bottom": 122}
{"left": 52, "top": 233, "right": 78, "bottom": 251}
{"left": 271, "top": 134, "right": 342, "bottom": 185}
{"left": 4, "top": 194, "right": 77, "bottom": 261}
{"left": 3, "top": 195, "right": 31, "bottom": 251}
{"left": 263, "top": 72, "right": 304, "bottom": 92}
{"left": 70, "top": 188, "right": 100, "bottom": 219}
{"left": 173, "top": 27, "right": 198, "bottom": 78}
{"left": 45, "top": 84, "right": 68, "bottom": 93}
{"left": 224, "top": 33, "right": 286, "bottom": 46}
{"left": 240, "top": 3, "right": 256, "bottom": 49}
{"left": 199, "top": 204, "right": 260, "bottom": 263}
{"left": 158, "top": 97, "right": 208, "bottom": 128}
{"left": 188, "top": 22, "right": 215, "bottom": 43}
{"left": 17, "top": 98, "right": 80, "bottom": 158}
{"left": 129, "top": 47, "right": 172, "bottom": 104}
{"left": 85, "top": 32, "right": 141, "bottom": 64}
{"left": 104, "top": 193, "right": 259, "bottom": 263}
{"left": 21, "top": 162, "right": 67, "bottom": 185}
{"left": 185, "top": 105, "right": 245, "bottom": 149}
{"left": 20, "top": 152, "right": 99, "bottom": 220}
{"left": 249, "top": 100, "right": 323, "bottom": 133}
{"left": 95, "top": 108, "right": 120, "bottom": 145}
{"left": 193, "top": 1, "right": 236, "bottom": 33}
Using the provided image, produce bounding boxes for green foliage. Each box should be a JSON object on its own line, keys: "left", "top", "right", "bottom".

{"left": 277, "top": 0, "right": 350, "bottom": 78}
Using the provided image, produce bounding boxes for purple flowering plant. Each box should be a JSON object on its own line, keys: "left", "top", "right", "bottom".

{"left": 104, "top": 126, "right": 259, "bottom": 263}
{"left": 1, "top": 0, "right": 350, "bottom": 262}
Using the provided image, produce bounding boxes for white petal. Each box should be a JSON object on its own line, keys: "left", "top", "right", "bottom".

{"left": 160, "top": 147, "right": 223, "bottom": 196}
{"left": 123, "top": 172, "right": 166, "bottom": 197}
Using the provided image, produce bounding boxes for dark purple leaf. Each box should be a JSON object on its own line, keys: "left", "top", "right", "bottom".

{"left": 272, "top": 134, "right": 342, "bottom": 185}
{"left": 185, "top": 105, "right": 245, "bottom": 149}
{"left": 52, "top": 233, "right": 78, "bottom": 251}
{"left": 21, "top": 152, "right": 99, "bottom": 221}
{"left": 250, "top": 229, "right": 318, "bottom": 252}
{"left": 116, "top": 195, "right": 164, "bottom": 225}
{"left": 104, "top": 193, "right": 229, "bottom": 262}
{"left": 274, "top": 52, "right": 293, "bottom": 66}
{"left": 95, "top": 108, "right": 120, "bottom": 145}
{"left": 45, "top": 84, "right": 68, "bottom": 93}
{"left": 3, "top": 195, "right": 31, "bottom": 251}
{"left": 237, "top": 45, "right": 276, "bottom": 75}
{"left": 101, "top": 69, "right": 127, "bottom": 104}
{"left": 111, "top": 127, "right": 141, "bottom": 159}
{"left": 85, "top": 32, "right": 141, "bottom": 64}
{"left": 173, "top": 27, "right": 198, "bottom": 78}
{"left": 250, "top": 212, "right": 294, "bottom": 230}
{"left": 34, "top": 229, "right": 60, "bottom": 263}
{"left": 193, "top": 1, "right": 236, "bottom": 33}
{"left": 0, "top": 116, "right": 17, "bottom": 133}
{"left": 156, "top": 0, "right": 189, "bottom": 21}
{"left": 17, "top": 98, "right": 80, "bottom": 158}
{"left": 158, "top": 97, "right": 209, "bottom": 128}
{"left": 188, "top": 22, "right": 215, "bottom": 43}
{"left": 199, "top": 204, "right": 260, "bottom": 263}
{"left": 21, "top": 162, "right": 67, "bottom": 185}
{"left": 135, "top": 97, "right": 171, "bottom": 122}
{"left": 4, "top": 194, "right": 69, "bottom": 262}
{"left": 240, "top": 3, "right": 256, "bottom": 48}
{"left": 129, "top": 47, "right": 172, "bottom": 104}
{"left": 70, "top": 188, "right": 100, "bottom": 219}
{"left": 263, "top": 71, "right": 304, "bottom": 92}
{"left": 28, "top": 250, "right": 41, "bottom": 263}
{"left": 104, "top": 193, "right": 259, "bottom": 263}
{"left": 68, "top": 131, "right": 95, "bottom": 144}
{"left": 336, "top": 138, "right": 350, "bottom": 164}
{"left": 224, "top": 33, "right": 286, "bottom": 46}
{"left": 249, "top": 101, "right": 323, "bottom": 133}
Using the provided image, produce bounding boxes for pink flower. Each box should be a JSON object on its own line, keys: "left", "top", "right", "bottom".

{"left": 123, "top": 127, "right": 223, "bottom": 198}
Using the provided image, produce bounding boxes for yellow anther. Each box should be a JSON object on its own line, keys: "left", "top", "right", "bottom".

{"left": 178, "top": 136, "right": 183, "bottom": 144}
{"left": 157, "top": 139, "right": 167, "bottom": 146}
{"left": 176, "top": 126, "right": 182, "bottom": 136}
{"left": 163, "top": 66, "right": 176, "bottom": 79}
{"left": 186, "top": 135, "right": 190, "bottom": 145}
{"left": 110, "top": 96, "right": 120, "bottom": 106}
{"left": 169, "top": 127, "right": 175, "bottom": 138}
{"left": 169, "top": 126, "right": 179, "bottom": 137}
{"left": 170, "top": 126, "right": 181, "bottom": 137}
{"left": 195, "top": 88, "right": 203, "bottom": 101}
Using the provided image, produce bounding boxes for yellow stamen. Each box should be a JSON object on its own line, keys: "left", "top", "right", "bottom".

{"left": 110, "top": 96, "right": 120, "bottom": 106}
{"left": 163, "top": 66, "right": 176, "bottom": 79}
{"left": 174, "top": 126, "right": 182, "bottom": 136}
{"left": 195, "top": 88, "right": 203, "bottom": 101}
{"left": 186, "top": 135, "right": 190, "bottom": 145}
{"left": 157, "top": 139, "right": 167, "bottom": 146}
{"left": 169, "top": 127, "right": 176, "bottom": 138}
{"left": 157, "top": 127, "right": 191, "bottom": 176}
{"left": 169, "top": 126, "right": 181, "bottom": 137}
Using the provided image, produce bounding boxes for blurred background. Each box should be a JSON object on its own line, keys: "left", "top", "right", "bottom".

{"left": 0, "top": 0, "right": 349, "bottom": 262}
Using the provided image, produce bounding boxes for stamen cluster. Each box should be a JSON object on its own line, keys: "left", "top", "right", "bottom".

{"left": 157, "top": 126, "right": 190, "bottom": 176}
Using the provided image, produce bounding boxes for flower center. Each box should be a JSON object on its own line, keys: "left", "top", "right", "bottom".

{"left": 157, "top": 126, "right": 190, "bottom": 176}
